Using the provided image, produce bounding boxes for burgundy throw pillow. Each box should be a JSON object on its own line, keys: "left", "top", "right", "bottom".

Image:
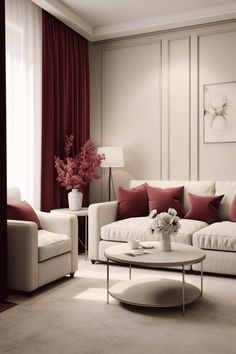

{"left": 117, "top": 183, "right": 149, "bottom": 220}
{"left": 146, "top": 185, "right": 184, "bottom": 217}
{"left": 7, "top": 201, "right": 41, "bottom": 229}
{"left": 184, "top": 193, "right": 224, "bottom": 223}
{"left": 230, "top": 195, "right": 236, "bottom": 221}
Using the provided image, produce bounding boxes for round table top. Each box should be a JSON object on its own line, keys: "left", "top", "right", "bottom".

{"left": 104, "top": 242, "right": 206, "bottom": 267}
{"left": 50, "top": 208, "right": 88, "bottom": 216}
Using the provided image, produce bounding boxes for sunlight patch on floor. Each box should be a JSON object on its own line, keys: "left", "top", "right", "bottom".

{"left": 73, "top": 287, "right": 107, "bottom": 301}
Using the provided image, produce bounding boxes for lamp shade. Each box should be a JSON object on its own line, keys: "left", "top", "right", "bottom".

{"left": 97, "top": 146, "right": 124, "bottom": 168}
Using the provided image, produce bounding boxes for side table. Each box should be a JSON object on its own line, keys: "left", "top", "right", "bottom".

{"left": 50, "top": 208, "right": 88, "bottom": 256}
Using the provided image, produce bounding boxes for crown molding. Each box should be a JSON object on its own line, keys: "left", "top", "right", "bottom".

{"left": 31, "top": 0, "right": 93, "bottom": 41}
{"left": 93, "top": 2, "right": 236, "bottom": 41}
{"left": 32, "top": 0, "right": 236, "bottom": 42}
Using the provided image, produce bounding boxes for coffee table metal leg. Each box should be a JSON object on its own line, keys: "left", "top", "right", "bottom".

{"left": 107, "top": 258, "right": 110, "bottom": 304}
{"left": 201, "top": 261, "right": 203, "bottom": 296}
{"left": 129, "top": 265, "right": 132, "bottom": 280}
{"left": 182, "top": 264, "right": 185, "bottom": 316}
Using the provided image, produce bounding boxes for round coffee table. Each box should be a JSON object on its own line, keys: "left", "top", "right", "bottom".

{"left": 104, "top": 242, "right": 206, "bottom": 315}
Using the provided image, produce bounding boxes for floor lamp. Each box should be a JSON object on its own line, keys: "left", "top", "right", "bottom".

{"left": 97, "top": 146, "right": 124, "bottom": 201}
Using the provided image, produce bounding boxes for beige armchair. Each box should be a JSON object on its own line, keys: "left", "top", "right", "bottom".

{"left": 7, "top": 188, "right": 78, "bottom": 292}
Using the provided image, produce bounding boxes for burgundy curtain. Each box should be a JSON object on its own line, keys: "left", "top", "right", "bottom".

{"left": 41, "top": 10, "right": 90, "bottom": 212}
{"left": 0, "top": 0, "right": 7, "bottom": 301}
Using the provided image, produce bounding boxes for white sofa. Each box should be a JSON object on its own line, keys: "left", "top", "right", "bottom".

{"left": 88, "top": 180, "right": 236, "bottom": 276}
{"left": 7, "top": 188, "right": 78, "bottom": 292}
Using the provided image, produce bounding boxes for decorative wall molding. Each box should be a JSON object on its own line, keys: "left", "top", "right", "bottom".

{"left": 190, "top": 35, "right": 200, "bottom": 180}
{"left": 161, "top": 39, "right": 169, "bottom": 180}
{"left": 167, "top": 36, "right": 191, "bottom": 180}
{"left": 99, "top": 40, "right": 162, "bottom": 199}
{"left": 93, "top": 3, "right": 236, "bottom": 41}
{"left": 32, "top": 0, "right": 236, "bottom": 42}
{"left": 89, "top": 21, "right": 236, "bottom": 202}
{"left": 197, "top": 28, "right": 236, "bottom": 180}
{"left": 32, "top": 0, "right": 93, "bottom": 40}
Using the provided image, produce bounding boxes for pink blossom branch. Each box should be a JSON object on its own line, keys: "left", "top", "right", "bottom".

{"left": 54, "top": 135, "right": 105, "bottom": 191}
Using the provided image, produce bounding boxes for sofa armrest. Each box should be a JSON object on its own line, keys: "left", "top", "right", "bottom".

{"left": 7, "top": 220, "right": 38, "bottom": 291}
{"left": 36, "top": 211, "right": 78, "bottom": 272}
{"left": 88, "top": 201, "right": 118, "bottom": 261}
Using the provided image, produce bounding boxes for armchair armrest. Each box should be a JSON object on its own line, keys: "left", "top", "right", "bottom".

{"left": 37, "top": 211, "right": 77, "bottom": 236}
{"left": 36, "top": 211, "right": 78, "bottom": 272}
{"left": 7, "top": 220, "right": 38, "bottom": 291}
{"left": 88, "top": 201, "right": 118, "bottom": 261}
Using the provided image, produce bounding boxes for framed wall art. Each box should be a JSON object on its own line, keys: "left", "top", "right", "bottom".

{"left": 203, "top": 81, "right": 236, "bottom": 143}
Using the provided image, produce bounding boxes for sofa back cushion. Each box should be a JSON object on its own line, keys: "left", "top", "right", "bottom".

{"left": 215, "top": 181, "right": 236, "bottom": 220}
{"left": 130, "top": 180, "right": 215, "bottom": 215}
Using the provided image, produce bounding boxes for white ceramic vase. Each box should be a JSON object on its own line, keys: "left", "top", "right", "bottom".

{"left": 68, "top": 189, "right": 83, "bottom": 211}
{"left": 160, "top": 233, "right": 172, "bottom": 251}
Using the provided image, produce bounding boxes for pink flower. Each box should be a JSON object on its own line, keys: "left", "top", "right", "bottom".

{"left": 54, "top": 135, "right": 105, "bottom": 191}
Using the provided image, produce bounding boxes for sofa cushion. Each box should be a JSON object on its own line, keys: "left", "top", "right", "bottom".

{"left": 117, "top": 183, "right": 148, "bottom": 220}
{"left": 215, "top": 181, "right": 236, "bottom": 220}
{"left": 38, "top": 230, "right": 71, "bottom": 262}
{"left": 7, "top": 201, "right": 42, "bottom": 229}
{"left": 184, "top": 193, "right": 224, "bottom": 223}
{"left": 101, "top": 217, "right": 153, "bottom": 242}
{"left": 130, "top": 180, "right": 215, "bottom": 214}
{"left": 192, "top": 221, "right": 236, "bottom": 252}
{"left": 146, "top": 185, "right": 184, "bottom": 217}
{"left": 230, "top": 195, "right": 236, "bottom": 221}
{"left": 176, "top": 219, "right": 209, "bottom": 244}
{"left": 101, "top": 217, "right": 208, "bottom": 245}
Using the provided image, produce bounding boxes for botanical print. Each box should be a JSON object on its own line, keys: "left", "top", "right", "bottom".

{"left": 204, "top": 82, "right": 236, "bottom": 143}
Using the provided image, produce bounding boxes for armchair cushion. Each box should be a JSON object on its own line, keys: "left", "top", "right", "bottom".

{"left": 38, "top": 230, "right": 71, "bottom": 261}
{"left": 7, "top": 201, "right": 41, "bottom": 228}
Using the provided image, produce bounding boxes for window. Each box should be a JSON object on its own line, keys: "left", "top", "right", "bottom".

{"left": 6, "top": 0, "right": 42, "bottom": 208}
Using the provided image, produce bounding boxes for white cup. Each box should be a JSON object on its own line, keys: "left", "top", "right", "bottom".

{"left": 129, "top": 240, "right": 140, "bottom": 250}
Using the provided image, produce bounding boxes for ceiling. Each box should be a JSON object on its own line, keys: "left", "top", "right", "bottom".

{"left": 33, "top": 0, "right": 236, "bottom": 41}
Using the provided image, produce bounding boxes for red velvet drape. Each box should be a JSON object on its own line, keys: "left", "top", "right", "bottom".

{"left": 0, "top": 0, "right": 7, "bottom": 301}
{"left": 41, "top": 10, "right": 90, "bottom": 212}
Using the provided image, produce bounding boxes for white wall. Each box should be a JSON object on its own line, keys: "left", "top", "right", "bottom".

{"left": 89, "top": 21, "right": 236, "bottom": 203}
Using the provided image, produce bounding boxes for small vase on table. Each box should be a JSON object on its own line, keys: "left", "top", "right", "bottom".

{"left": 68, "top": 189, "right": 83, "bottom": 211}
{"left": 160, "top": 232, "right": 172, "bottom": 252}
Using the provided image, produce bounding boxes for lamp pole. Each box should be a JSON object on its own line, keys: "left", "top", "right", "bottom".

{"left": 97, "top": 146, "right": 124, "bottom": 202}
{"left": 107, "top": 166, "right": 115, "bottom": 201}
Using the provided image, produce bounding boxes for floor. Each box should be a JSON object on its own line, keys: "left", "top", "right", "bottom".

{"left": 0, "top": 256, "right": 235, "bottom": 354}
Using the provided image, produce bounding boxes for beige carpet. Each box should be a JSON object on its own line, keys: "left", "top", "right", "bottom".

{"left": 0, "top": 256, "right": 235, "bottom": 354}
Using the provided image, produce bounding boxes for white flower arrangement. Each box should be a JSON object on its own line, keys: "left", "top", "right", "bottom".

{"left": 150, "top": 208, "right": 181, "bottom": 237}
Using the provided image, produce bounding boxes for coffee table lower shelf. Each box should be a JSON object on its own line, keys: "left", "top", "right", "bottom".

{"left": 109, "top": 278, "right": 201, "bottom": 308}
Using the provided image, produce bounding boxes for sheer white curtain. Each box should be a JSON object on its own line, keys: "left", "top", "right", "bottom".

{"left": 6, "top": 0, "right": 42, "bottom": 209}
